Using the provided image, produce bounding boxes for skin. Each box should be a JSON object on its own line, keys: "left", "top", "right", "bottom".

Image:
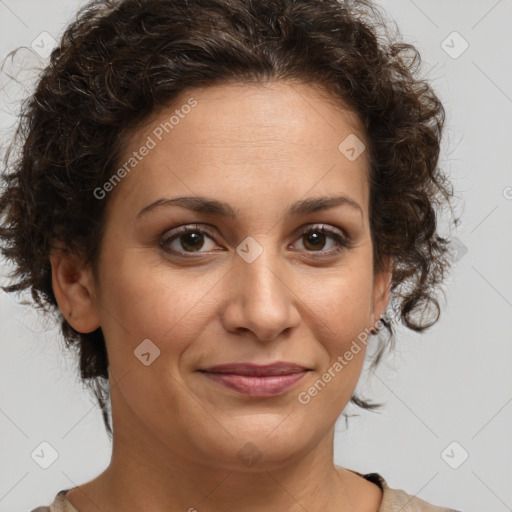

{"left": 51, "top": 80, "right": 392, "bottom": 512}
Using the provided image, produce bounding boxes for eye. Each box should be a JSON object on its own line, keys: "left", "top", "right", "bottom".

{"left": 160, "top": 223, "right": 353, "bottom": 257}
{"left": 290, "top": 224, "right": 352, "bottom": 257}
{"left": 160, "top": 225, "right": 219, "bottom": 254}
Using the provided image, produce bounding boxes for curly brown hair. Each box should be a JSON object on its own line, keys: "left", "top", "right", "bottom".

{"left": 0, "top": 0, "right": 457, "bottom": 439}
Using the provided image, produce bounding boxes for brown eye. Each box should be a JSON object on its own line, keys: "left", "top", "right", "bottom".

{"left": 302, "top": 230, "right": 329, "bottom": 251}
{"left": 161, "top": 226, "right": 218, "bottom": 254}
{"left": 291, "top": 224, "right": 352, "bottom": 257}
{"left": 177, "top": 231, "right": 205, "bottom": 252}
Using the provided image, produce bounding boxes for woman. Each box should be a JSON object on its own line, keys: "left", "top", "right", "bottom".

{"left": 0, "top": 0, "right": 460, "bottom": 510}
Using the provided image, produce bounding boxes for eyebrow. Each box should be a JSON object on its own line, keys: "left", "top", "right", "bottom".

{"left": 137, "top": 194, "right": 363, "bottom": 219}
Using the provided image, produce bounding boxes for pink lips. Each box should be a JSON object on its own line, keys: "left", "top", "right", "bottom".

{"left": 199, "top": 362, "right": 310, "bottom": 397}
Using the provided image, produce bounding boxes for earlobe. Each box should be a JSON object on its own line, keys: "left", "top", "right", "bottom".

{"left": 370, "top": 259, "right": 393, "bottom": 330}
{"left": 50, "top": 249, "right": 101, "bottom": 333}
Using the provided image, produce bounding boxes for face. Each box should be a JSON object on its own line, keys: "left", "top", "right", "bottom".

{"left": 59, "top": 81, "right": 390, "bottom": 471}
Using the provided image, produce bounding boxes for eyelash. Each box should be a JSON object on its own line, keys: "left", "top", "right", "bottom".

{"left": 160, "top": 223, "right": 354, "bottom": 258}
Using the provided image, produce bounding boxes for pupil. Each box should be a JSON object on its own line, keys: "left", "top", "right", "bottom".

{"left": 181, "top": 232, "right": 203, "bottom": 251}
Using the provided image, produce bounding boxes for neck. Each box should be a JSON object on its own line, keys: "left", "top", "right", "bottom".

{"left": 66, "top": 387, "right": 380, "bottom": 512}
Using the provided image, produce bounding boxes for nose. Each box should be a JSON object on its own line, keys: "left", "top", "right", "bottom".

{"left": 219, "top": 244, "right": 301, "bottom": 343}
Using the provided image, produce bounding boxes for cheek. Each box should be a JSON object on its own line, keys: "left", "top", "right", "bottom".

{"left": 294, "top": 272, "right": 373, "bottom": 416}
{"left": 296, "top": 258, "right": 374, "bottom": 405}
{"left": 301, "top": 259, "right": 374, "bottom": 346}
{"left": 95, "top": 248, "right": 221, "bottom": 365}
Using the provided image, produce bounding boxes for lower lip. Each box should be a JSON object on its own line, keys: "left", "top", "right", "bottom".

{"left": 201, "top": 371, "right": 308, "bottom": 397}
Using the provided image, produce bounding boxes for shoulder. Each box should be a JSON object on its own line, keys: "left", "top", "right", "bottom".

{"left": 357, "top": 472, "right": 462, "bottom": 512}
{"left": 30, "top": 489, "right": 78, "bottom": 512}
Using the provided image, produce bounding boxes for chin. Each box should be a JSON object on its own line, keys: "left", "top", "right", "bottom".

{"left": 186, "top": 420, "right": 320, "bottom": 472}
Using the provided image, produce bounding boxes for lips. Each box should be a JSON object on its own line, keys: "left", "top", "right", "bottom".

{"left": 199, "top": 362, "right": 310, "bottom": 397}
{"left": 202, "top": 362, "right": 309, "bottom": 376}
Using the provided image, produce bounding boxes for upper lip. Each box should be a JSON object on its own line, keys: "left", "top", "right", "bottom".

{"left": 200, "top": 362, "right": 310, "bottom": 376}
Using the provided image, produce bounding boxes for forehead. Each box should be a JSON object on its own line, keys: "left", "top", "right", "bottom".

{"left": 108, "top": 81, "right": 370, "bottom": 219}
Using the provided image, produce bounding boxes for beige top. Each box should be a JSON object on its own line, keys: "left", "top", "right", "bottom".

{"left": 30, "top": 472, "right": 460, "bottom": 512}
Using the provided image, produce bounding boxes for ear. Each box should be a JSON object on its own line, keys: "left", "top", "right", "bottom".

{"left": 370, "top": 256, "right": 393, "bottom": 329}
{"left": 50, "top": 248, "right": 101, "bottom": 333}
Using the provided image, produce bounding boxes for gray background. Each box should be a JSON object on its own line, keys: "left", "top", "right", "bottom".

{"left": 1, "top": 1, "right": 511, "bottom": 511}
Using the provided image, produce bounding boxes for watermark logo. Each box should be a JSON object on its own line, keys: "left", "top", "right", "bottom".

{"left": 31, "top": 31, "right": 58, "bottom": 59}
{"left": 134, "top": 338, "right": 161, "bottom": 366}
{"left": 449, "top": 237, "right": 468, "bottom": 263}
{"left": 338, "top": 134, "right": 365, "bottom": 161}
{"left": 236, "top": 236, "right": 264, "bottom": 263}
{"left": 237, "top": 442, "right": 263, "bottom": 467}
{"left": 31, "top": 441, "right": 59, "bottom": 469}
{"left": 441, "top": 31, "right": 469, "bottom": 59}
{"left": 441, "top": 441, "right": 469, "bottom": 469}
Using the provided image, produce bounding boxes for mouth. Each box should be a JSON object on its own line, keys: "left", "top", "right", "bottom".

{"left": 198, "top": 362, "right": 311, "bottom": 397}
